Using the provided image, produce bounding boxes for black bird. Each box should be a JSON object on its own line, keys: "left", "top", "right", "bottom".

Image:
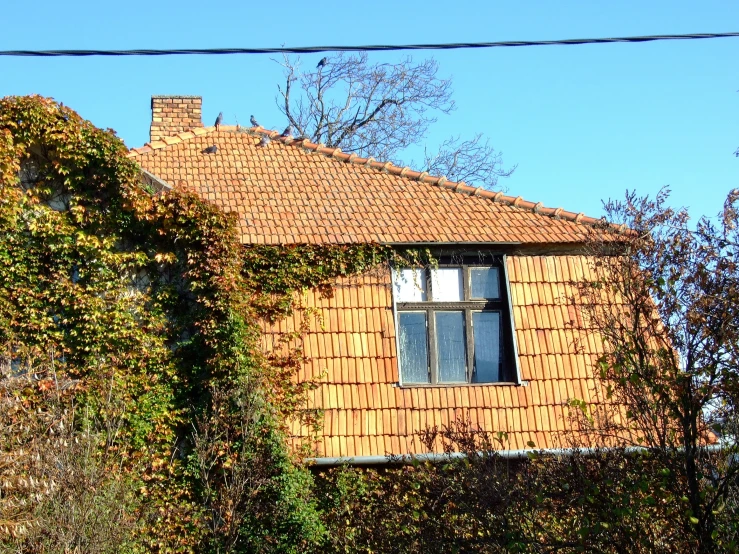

{"left": 257, "top": 136, "right": 271, "bottom": 148}
{"left": 214, "top": 112, "right": 223, "bottom": 130}
{"left": 250, "top": 115, "right": 260, "bottom": 127}
{"left": 280, "top": 125, "right": 293, "bottom": 138}
{"left": 202, "top": 145, "right": 217, "bottom": 154}
{"left": 316, "top": 57, "right": 327, "bottom": 69}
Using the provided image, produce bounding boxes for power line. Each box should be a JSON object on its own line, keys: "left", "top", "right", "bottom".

{"left": 1, "top": 32, "right": 738, "bottom": 58}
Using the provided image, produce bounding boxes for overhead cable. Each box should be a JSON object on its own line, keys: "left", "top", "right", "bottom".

{"left": 1, "top": 32, "right": 738, "bottom": 58}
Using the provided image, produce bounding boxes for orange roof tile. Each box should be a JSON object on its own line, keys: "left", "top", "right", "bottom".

{"left": 260, "top": 258, "right": 629, "bottom": 458}
{"left": 130, "top": 125, "right": 617, "bottom": 246}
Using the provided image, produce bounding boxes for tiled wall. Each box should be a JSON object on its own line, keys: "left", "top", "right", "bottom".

{"left": 261, "top": 255, "right": 614, "bottom": 458}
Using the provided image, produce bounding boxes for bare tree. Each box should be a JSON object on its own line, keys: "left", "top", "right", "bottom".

{"left": 417, "top": 134, "right": 516, "bottom": 189}
{"left": 192, "top": 385, "right": 270, "bottom": 553}
{"left": 0, "top": 347, "right": 143, "bottom": 552}
{"left": 275, "top": 53, "right": 514, "bottom": 189}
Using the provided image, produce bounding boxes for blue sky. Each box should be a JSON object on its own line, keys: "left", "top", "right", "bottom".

{"left": 1, "top": 0, "right": 737, "bottom": 220}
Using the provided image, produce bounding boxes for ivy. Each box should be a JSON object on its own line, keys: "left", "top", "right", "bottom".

{"left": 0, "top": 96, "right": 382, "bottom": 552}
{"left": 0, "top": 95, "right": 439, "bottom": 552}
{"left": 241, "top": 244, "right": 435, "bottom": 322}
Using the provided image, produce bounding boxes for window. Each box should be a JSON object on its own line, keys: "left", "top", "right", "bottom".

{"left": 392, "top": 258, "right": 518, "bottom": 385}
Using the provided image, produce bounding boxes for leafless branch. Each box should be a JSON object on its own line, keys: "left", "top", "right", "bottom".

{"left": 418, "top": 133, "right": 516, "bottom": 190}
{"left": 276, "top": 52, "right": 454, "bottom": 160}
{"left": 274, "top": 54, "right": 516, "bottom": 189}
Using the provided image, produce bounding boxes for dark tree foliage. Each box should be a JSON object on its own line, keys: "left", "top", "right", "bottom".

{"left": 310, "top": 422, "right": 694, "bottom": 554}
{"left": 574, "top": 188, "right": 739, "bottom": 552}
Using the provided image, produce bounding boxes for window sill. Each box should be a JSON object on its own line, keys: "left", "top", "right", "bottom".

{"left": 395, "top": 381, "right": 525, "bottom": 389}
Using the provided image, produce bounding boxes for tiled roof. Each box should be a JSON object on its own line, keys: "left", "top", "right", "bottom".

{"left": 130, "top": 125, "right": 613, "bottom": 246}
{"left": 262, "top": 256, "right": 623, "bottom": 458}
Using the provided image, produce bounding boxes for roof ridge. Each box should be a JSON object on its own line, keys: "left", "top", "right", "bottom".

{"left": 129, "top": 126, "right": 621, "bottom": 231}
{"left": 128, "top": 125, "right": 217, "bottom": 155}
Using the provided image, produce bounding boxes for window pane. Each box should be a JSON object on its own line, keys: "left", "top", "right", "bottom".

{"left": 470, "top": 267, "right": 500, "bottom": 299}
{"left": 435, "top": 311, "right": 467, "bottom": 382}
{"left": 472, "top": 311, "right": 501, "bottom": 382}
{"left": 393, "top": 268, "right": 427, "bottom": 302}
{"left": 398, "top": 312, "right": 429, "bottom": 383}
{"left": 431, "top": 268, "right": 463, "bottom": 301}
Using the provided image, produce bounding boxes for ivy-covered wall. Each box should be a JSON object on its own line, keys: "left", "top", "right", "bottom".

{"left": 3, "top": 96, "right": 736, "bottom": 554}
{"left": 0, "top": 95, "right": 399, "bottom": 552}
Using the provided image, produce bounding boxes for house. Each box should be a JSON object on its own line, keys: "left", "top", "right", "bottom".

{"left": 130, "top": 95, "right": 618, "bottom": 462}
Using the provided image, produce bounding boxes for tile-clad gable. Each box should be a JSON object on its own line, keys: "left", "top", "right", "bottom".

{"left": 262, "top": 256, "right": 614, "bottom": 458}
{"left": 130, "top": 126, "right": 605, "bottom": 246}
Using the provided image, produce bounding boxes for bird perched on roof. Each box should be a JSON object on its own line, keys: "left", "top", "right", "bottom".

{"left": 202, "top": 145, "right": 217, "bottom": 154}
{"left": 257, "top": 136, "right": 271, "bottom": 148}
{"left": 250, "top": 115, "right": 260, "bottom": 127}
{"left": 280, "top": 125, "right": 293, "bottom": 138}
{"left": 316, "top": 57, "right": 328, "bottom": 69}
{"left": 214, "top": 112, "right": 223, "bottom": 130}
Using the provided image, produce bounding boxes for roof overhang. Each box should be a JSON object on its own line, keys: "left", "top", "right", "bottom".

{"left": 305, "top": 444, "right": 726, "bottom": 466}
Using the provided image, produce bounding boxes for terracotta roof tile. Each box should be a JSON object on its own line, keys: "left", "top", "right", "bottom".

{"left": 259, "top": 257, "right": 632, "bottom": 458}
{"left": 130, "top": 126, "right": 612, "bottom": 245}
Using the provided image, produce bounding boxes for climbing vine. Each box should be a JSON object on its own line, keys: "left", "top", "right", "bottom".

{"left": 0, "top": 95, "right": 397, "bottom": 552}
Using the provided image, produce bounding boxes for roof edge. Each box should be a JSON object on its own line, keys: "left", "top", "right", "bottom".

{"left": 139, "top": 169, "right": 173, "bottom": 194}
{"left": 305, "top": 444, "right": 725, "bottom": 466}
{"left": 128, "top": 125, "right": 628, "bottom": 234}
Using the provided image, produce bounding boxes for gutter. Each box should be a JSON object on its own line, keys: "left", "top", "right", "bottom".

{"left": 305, "top": 444, "right": 727, "bottom": 467}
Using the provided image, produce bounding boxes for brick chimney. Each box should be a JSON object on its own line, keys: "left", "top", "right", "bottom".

{"left": 149, "top": 95, "right": 203, "bottom": 142}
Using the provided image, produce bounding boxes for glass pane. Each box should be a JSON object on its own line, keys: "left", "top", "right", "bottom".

{"left": 472, "top": 312, "right": 501, "bottom": 382}
{"left": 431, "top": 268, "right": 463, "bottom": 301}
{"left": 435, "top": 311, "right": 467, "bottom": 382}
{"left": 392, "top": 268, "right": 427, "bottom": 302}
{"left": 470, "top": 267, "right": 500, "bottom": 299}
{"left": 398, "top": 312, "right": 429, "bottom": 383}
